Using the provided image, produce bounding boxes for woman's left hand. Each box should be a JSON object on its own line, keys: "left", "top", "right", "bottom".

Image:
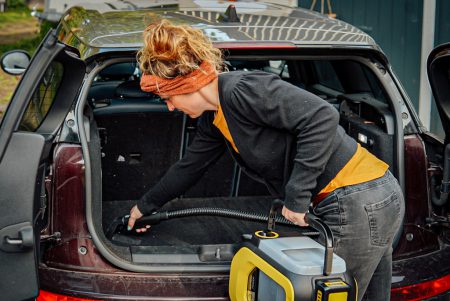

{"left": 128, "top": 205, "right": 151, "bottom": 233}
{"left": 282, "top": 206, "right": 309, "bottom": 226}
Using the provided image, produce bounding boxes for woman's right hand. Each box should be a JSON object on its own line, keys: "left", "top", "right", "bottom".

{"left": 128, "top": 205, "right": 151, "bottom": 233}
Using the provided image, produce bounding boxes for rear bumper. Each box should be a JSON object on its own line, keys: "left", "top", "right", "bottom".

{"left": 39, "top": 243, "right": 450, "bottom": 300}
{"left": 392, "top": 243, "right": 450, "bottom": 287}
{"left": 38, "top": 265, "right": 229, "bottom": 300}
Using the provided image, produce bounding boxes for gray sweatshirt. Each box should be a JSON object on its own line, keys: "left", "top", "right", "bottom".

{"left": 137, "top": 71, "right": 357, "bottom": 215}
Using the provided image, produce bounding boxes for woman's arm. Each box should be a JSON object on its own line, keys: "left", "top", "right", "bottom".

{"left": 135, "top": 112, "right": 226, "bottom": 215}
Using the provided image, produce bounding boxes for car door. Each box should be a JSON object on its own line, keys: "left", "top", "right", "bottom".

{"left": 0, "top": 29, "right": 85, "bottom": 301}
{"left": 427, "top": 42, "right": 450, "bottom": 207}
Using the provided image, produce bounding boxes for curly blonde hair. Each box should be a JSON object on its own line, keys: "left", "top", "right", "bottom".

{"left": 137, "top": 19, "right": 223, "bottom": 78}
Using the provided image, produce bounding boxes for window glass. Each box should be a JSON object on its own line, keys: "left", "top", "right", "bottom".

{"left": 264, "top": 60, "right": 290, "bottom": 79}
{"left": 227, "top": 60, "right": 290, "bottom": 79}
{"left": 313, "top": 61, "right": 344, "bottom": 92}
{"left": 19, "top": 61, "right": 64, "bottom": 132}
{"left": 93, "top": 62, "right": 138, "bottom": 82}
{"left": 361, "top": 64, "right": 388, "bottom": 103}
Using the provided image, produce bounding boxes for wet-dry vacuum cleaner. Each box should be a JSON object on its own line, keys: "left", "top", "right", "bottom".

{"left": 228, "top": 202, "right": 357, "bottom": 301}
{"left": 108, "top": 200, "right": 357, "bottom": 301}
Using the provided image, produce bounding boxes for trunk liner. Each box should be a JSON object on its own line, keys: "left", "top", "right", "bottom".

{"left": 103, "top": 196, "right": 303, "bottom": 246}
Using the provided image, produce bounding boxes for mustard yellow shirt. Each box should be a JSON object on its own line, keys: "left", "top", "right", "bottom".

{"left": 314, "top": 143, "right": 389, "bottom": 203}
{"left": 213, "top": 104, "right": 239, "bottom": 153}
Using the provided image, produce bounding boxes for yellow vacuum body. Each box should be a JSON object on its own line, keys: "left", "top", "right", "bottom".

{"left": 229, "top": 213, "right": 357, "bottom": 301}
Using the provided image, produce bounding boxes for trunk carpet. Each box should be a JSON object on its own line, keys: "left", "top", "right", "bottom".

{"left": 102, "top": 196, "right": 305, "bottom": 246}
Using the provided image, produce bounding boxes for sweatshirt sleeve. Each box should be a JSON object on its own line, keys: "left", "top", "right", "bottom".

{"left": 137, "top": 112, "right": 226, "bottom": 215}
{"left": 230, "top": 72, "right": 339, "bottom": 213}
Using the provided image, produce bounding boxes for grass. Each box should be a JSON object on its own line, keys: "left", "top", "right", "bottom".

{"left": 0, "top": 7, "right": 54, "bottom": 119}
{"left": 0, "top": 36, "right": 41, "bottom": 57}
{"left": 0, "top": 70, "right": 20, "bottom": 110}
{"left": 0, "top": 9, "right": 32, "bottom": 26}
{"left": 0, "top": 8, "right": 40, "bottom": 55}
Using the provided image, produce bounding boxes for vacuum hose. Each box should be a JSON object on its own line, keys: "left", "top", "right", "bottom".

{"left": 128, "top": 207, "right": 319, "bottom": 236}
{"left": 170, "top": 208, "right": 296, "bottom": 224}
{"left": 135, "top": 207, "right": 295, "bottom": 226}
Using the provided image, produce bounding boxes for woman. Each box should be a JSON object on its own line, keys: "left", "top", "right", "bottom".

{"left": 128, "top": 19, "right": 404, "bottom": 301}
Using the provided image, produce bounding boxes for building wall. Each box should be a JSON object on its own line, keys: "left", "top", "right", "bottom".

{"left": 430, "top": 0, "right": 450, "bottom": 136}
{"left": 298, "top": 0, "right": 448, "bottom": 138}
{"left": 435, "top": 0, "right": 450, "bottom": 46}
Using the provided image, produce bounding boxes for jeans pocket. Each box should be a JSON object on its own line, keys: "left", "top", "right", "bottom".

{"left": 313, "top": 194, "right": 339, "bottom": 217}
{"left": 365, "top": 192, "right": 401, "bottom": 247}
{"left": 313, "top": 193, "right": 342, "bottom": 237}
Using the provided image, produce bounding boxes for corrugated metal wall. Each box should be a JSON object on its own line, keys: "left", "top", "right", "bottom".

{"left": 298, "top": 0, "right": 448, "bottom": 138}
{"left": 430, "top": 0, "right": 450, "bottom": 136}
{"left": 436, "top": 0, "right": 450, "bottom": 46}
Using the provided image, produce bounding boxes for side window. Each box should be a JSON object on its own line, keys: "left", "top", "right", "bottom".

{"left": 227, "top": 60, "right": 290, "bottom": 79}
{"left": 313, "top": 61, "right": 344, "bottom": 92}
{"left": 264, "top": 60, "right": 290, "bottom": 80}
{"left": 361, "top": 65, "right": 389, "bottom": 103}
{"left": 19, "top": 61, "right": 64, "bottom": 132}
{"left": 92, "top": 62, "right": 137, "bottom": 82}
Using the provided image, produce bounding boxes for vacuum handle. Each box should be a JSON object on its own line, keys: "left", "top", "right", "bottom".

{"left": 266, "top": 199, "right": 284, "bottom": 232}
{"left": 305, "top": 212, "right": 334, "bottom": 276}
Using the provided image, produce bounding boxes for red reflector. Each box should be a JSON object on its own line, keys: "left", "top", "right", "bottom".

{"left": 37, "top": 290, "right": 103, "bottom": 301}
{"left": 391, "top": 274, "right": 450, "bottom": 301}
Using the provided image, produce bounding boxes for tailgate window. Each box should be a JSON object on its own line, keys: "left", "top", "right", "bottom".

{"left": 19, "top": 61, "right": 64, "bottom": 132}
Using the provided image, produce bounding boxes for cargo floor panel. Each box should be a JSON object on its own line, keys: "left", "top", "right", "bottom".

{"left": 102, "top": 196, "right": 302, "bottom": 246}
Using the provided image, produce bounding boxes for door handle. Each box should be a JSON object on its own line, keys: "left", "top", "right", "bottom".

{"left": 0, "top": 223, "right": 34, "bottom": 252}
{"left": 5, "top": 226, "right": 34, "bottom": 249}
{"left": 5, "top": 237, "right": 25, "bottom": 245}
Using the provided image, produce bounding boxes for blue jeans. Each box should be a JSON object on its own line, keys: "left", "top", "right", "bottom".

{"left": 312, "top": 170, "right": 405, "bottom": 301}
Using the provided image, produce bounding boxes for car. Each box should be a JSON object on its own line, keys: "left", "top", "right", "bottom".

{"left": 0, "top": 1, "right": 449, "bottom": 300}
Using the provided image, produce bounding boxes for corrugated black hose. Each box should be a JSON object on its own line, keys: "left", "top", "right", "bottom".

{"left": 106, "top": 207, "right": 320, "bottom": 239}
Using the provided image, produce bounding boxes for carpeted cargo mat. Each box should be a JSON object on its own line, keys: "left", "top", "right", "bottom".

{"left": 102, "top": 196, "right": 309, "bottom": 246}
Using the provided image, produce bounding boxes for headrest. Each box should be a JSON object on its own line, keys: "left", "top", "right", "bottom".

{"left": 115, "top": 79, "right": 160, "bottom": 100}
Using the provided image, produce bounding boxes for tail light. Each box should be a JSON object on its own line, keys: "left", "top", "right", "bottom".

{"left": 391, "top": 274, "right": 450, "bottom": 301}
{"left": 37, "top": 290, "right": 103, "bottom": 301}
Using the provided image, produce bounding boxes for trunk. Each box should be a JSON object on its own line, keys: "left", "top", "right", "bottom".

{"left": 95, "top": 109, "right": 274, "bottom": 249}
{"left": 90, "top": 57, "right": 399, "bottom": 264}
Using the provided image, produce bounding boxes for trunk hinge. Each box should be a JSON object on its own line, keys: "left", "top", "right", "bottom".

{"left": 40, "top": 232, "right": 61, "bottom": 243}
{"left": 426, "top": 214, "right": 450, "bottom": 227}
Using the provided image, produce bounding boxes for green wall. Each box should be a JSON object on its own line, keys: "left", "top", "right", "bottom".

{"left": 299, "top": 0, "right": 450, "bottom": 138}
{"left": 298, "top": 0, "right": 423, "bottom": 110}
{"left": 435, "top": 0, "right": 450, "bottom": 45}
{"left": 430, "top": 0, "right": 450, "bottom": 137}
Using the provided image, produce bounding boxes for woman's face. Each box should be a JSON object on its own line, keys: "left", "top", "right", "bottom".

{"left": 162, "top": 92, "right": 208, "bottom": 118}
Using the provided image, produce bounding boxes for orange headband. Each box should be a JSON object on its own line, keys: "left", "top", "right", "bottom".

{"left": 140, "top": 61, "right": 217, "bottom": 97}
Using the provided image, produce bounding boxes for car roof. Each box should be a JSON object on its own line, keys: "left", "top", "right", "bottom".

{"left": 57, "top": 0, "right": 379, "bottom": 59}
